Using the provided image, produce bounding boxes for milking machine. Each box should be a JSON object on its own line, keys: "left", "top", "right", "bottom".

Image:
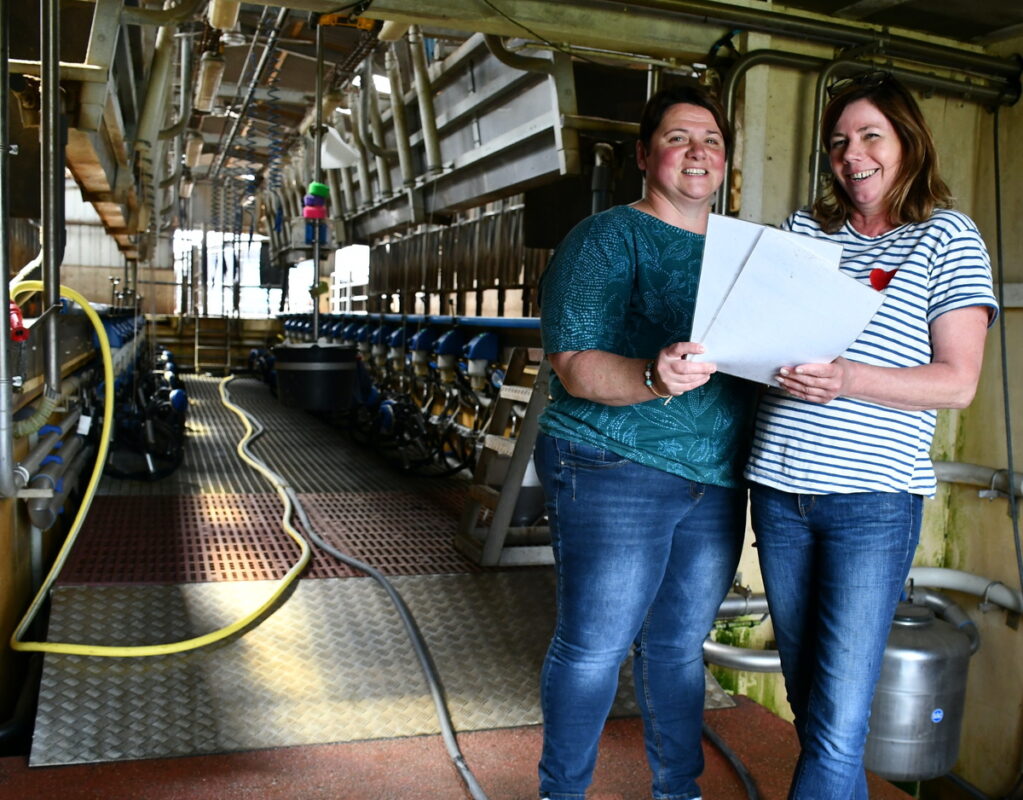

{"left": 274, "top": 313, "right": 519, "bottom": 476}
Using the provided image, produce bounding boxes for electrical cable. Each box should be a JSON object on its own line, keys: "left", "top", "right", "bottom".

{"left": 991, "top": 105, "right": 1023, "bottom": 800}
{"left": 701, "top": 721, "right": 761, "bottom": 799}
{"left": 990, "top": 106, "right": 1022, "bottom": 593}
{"left": 8, "top": 282, "right": 311, "bottom": 657}
{"left": 220, "top": 378, "right": 491, "bottom": 800}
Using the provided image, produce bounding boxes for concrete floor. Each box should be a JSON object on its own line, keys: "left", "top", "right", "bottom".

{"left": 0, "top": 697, "right": 912, "bottom": 799}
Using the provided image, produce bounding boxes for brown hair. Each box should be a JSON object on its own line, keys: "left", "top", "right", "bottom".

{"left": 638, "top": 83, "right": 732, "bottom": 156}
{"left": 812, "top": 72, "right": 952, "bottom": 233}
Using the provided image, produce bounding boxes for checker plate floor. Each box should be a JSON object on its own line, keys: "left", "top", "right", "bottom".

{"left": 34, "top": 572, "right": 652, "bottom": 766}
{"left": 34, "top": 375, "right": 733, "bottom": 767}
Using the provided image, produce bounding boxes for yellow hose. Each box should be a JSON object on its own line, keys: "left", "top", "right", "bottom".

{"left": 9, "top": 282, "right": 310, "bottom": 657}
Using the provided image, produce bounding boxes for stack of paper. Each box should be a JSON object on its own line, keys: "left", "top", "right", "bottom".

{"left": 689, "top": 215, "right": 883, "bottom": 385}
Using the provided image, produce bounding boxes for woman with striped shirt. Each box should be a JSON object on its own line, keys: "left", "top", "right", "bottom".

{"left": 745, "top": 72, "right": 997, "bottom": 798}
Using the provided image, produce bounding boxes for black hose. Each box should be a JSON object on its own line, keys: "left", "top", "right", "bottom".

{"left": 225, "top": 383, "right": 491, "bottom": 800}
{"left": 701, "top": 720, "right": 761, "bottom": 800}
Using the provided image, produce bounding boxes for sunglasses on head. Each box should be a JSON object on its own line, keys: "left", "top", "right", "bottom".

{"left": 826, "top": 69, "right": 894, "bottom": 98}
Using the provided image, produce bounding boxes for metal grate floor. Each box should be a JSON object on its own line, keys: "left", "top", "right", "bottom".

{"left": 68, "top": 376, "right": 477, "bottom": 583}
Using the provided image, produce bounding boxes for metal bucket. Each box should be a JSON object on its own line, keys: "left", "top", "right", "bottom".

{"left": 274, "top": 342, "right": 357, "bottom": 413}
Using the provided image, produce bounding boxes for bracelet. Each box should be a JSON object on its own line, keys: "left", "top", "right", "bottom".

{"left": 644, "top": 360, "right": 672, "bottom": 403}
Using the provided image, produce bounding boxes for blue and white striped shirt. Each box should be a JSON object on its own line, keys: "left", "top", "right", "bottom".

{"left": 744, "top": 208, "right": 998, "bottom": 496}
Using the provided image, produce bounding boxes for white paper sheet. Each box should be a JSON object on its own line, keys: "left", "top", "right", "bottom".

{"left": 692, "top": 214, "right": 845, "bottom": 343}
{"left": 692, "top": 224, "right": 883, "bottom": 385}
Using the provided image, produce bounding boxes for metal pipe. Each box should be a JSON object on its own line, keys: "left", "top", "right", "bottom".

{"left": 408, "top": 26, "right": 442, "bottom": 176}
{"left": 135, "top": 24, "right": 177, "bottom": 155}
{"left": 386, "top": 45, "right": 415, "bottom": 187}
{"left": 362, "top": 60, "right": 395, "bottom": 197}
{"left": 311, "top": 21, "right": 323, "bottom": 341}
{"left": 611, "top": 0, "right": 1022, "bottom": 83}
{"left": 159, "top": 32, "right": 193, "bottom": 140}
{"left": 41, "top": 0, "right": 61, "bottom": 393}
{"left": 934, "top": 460, "right": 1023, "bottom": 500}
{"left": 0, "top": 0, "right": 14, "bottom": 497}
{"left": 907, "top": 587, "right": 981, "bottom": 654}
{"left": 348, "top": 99, "right": 375, "bottom": 208}
{"left": 25, "top": 434, "right": 83, "bottom": 515}
{"left": 209, "top": 7, "right": 290, "bottom": 180}
{"left": 719, "top": 49, "right": 826, "bottom": 215}
{"left": 26, "top": 438, "right": 88, "bottom": 530}
{"left": 483, "top": 34, "right": 554, "bottom": 74}
{"left": 908, "top": 567, "right": 1023, "bottom": 614}
{"left": 121, "top": 0, "right": 205, "bottom": 27}
{"left": 591, "top": 142, "right": 615, "bottom": 215}
{"left": 0, "top": 0, "right": 14, "bottom": 498}
{"left": 14, "top": 407, "right": 82, "bottom": 490}
{"left": 703, "top": 639, "right": 781, "bottom": 672}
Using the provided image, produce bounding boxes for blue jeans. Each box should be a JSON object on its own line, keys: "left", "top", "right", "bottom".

{"left": 749, "top": 483, "right": 922, "bottom": 800}
{"left": 535, "top": 433, "right": 746, "bottom": 800}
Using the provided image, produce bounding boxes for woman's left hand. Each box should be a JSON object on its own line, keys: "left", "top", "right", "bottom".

{"left": 775, "top": 357, "right": 850, "bottom": 404}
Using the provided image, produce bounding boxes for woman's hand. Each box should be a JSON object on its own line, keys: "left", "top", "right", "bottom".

{"left": 772, "top": 305, "right": 990, "bottom": 409}
{"left": 549, "top": 342, "right": 717, "bottom": 406}
{"left": 653, "top": 341, "right": 717, "bottom": 397}
{"left": 775, "top": 357, "right": 850, "bottom": 404}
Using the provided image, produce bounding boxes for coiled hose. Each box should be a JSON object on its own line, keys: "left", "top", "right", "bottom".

{"left": 9, "top": 282, "right": 311, "bottom": 657}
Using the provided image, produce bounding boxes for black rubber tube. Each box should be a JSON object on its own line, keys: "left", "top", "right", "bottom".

{"left": 225, "top": 384, "right": 491, "bottom": 800}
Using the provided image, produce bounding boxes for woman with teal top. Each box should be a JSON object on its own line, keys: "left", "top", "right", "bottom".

{"left": 534, "top": 84, "right": 755, "bottom": 800}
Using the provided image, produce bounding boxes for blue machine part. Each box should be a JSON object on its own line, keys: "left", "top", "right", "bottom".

{"left": 409, "top": 327, "right": 439, "bottom": 353}
{"left": 356, "top": 324, "right": 374, "bottom": 343}
{"left": 342, "top": 322, "right": 362, "bottom": 341}
{"left": 434, "top": 328, "right": 465, "bottom": 356}
{"left": 387, "top": 327, "right": 407, "bottom": 348}
{"left": 370, "top": 325, "right": 392, "bottom": 345}
{"left": 169, "top": 388, "right": 188, "bottom": 414}
{"left": 464, "top": 331, "right": 499, "bottom": 362}
{"left": 490, "top": 368, "right": 506, "bottom": 389}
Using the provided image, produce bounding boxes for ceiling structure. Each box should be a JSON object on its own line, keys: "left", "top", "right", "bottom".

{"left": 7, "top": 0, "right": 1023, "bottom": 262}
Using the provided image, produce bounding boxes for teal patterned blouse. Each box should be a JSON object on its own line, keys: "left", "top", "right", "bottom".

{"left": 538, "top": 205, "right": 755, "bottom": 488}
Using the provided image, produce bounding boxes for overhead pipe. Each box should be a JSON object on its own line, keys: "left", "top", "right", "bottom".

{"left": 347, "top": 99, "right": 376, "bottom": 208}
{"left": 135, "top": 24, "right": 177, "bottom": 154}
{"left": 385, "top": 45, "right": 415, "bottom": 187}
{"left": 483, "top": 33, "right": 554, "bottom": 74}
{"left": 121, "top": 0, "right": 205, "bottom": 27}
{"left": 719, "top": 49, "right": 825, "bottom": 215}
{"left": 209, "top": 7, "right": 290, "bottom": 179}
{"left": 361, "top": 59, "right": 395, "bottom": 197}
{"left": 718, "top": 49, "right": 1019, "bottom": 213}
{"left": 407, "top": 26, "right": 442, "bottom": 176}
{"left": 159, "top": 33, "right": 194, "bottom": 140}
{"left": 606, "top": 0, "right": 1022, "bottom": 84}
{"left": 0, "top": 0, "right": 14, "bottom": 497}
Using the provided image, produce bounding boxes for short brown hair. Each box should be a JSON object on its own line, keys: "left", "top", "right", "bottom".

{"left": 812, "top": 72, "right": 952, "bottom": 233}
{"left": 638, "top": 83, "right": 732, "bottom": 155}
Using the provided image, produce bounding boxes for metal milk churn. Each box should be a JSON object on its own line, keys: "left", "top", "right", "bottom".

{"left": 864, "top": 602, "right": 972, "bottom": 781}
